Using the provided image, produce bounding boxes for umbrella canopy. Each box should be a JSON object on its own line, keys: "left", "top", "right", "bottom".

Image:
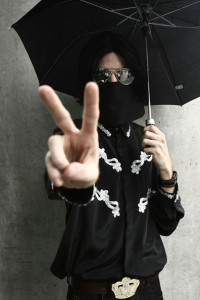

{"left": 12, "top": 0, "right": 200, "bottom": 106}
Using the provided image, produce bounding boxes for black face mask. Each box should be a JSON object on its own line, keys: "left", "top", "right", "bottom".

{"left": 99, "top": 82, "right": 145, "bottom": 127}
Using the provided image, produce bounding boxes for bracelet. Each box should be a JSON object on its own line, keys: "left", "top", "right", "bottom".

{"left": 159, "top": 170, "right": 177, "bottom": 188}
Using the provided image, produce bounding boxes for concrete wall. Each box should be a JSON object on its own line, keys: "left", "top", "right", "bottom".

{"left": 1, "top": 1, "right": 200, "bottom": 299}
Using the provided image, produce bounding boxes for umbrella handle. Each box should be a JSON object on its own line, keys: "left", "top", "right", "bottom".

{"left": 146, "top": 118, "right": 155, "bottom": 126}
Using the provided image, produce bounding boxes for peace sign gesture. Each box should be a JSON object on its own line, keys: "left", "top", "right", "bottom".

{"left": 39, "top": 82, "right": 100, "bottom": 189}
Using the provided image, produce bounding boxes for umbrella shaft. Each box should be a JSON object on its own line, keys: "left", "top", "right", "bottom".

{"left": 145, "top": 34, "right": 152, "bottom": 119}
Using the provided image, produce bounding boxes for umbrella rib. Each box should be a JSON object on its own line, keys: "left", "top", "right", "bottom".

{"left": 133, "top": 0, "right": 143, "bottom": 19}
{"left": 116, "top": 11, "right": 139, "bottom": 27}
{"left": 149, "top": 0, "right": 161, "bottom": 19}
{"left": 156, "top": 0, "right": 193, "bottom": 4}
{"left": 130, "top": 17, "right": 142, "bottom": 36}
{"left": 111, "top": 7, "right": 136, "bottom": 12}
{"left": 151, "top": 11, "right": 176, "bottom": 26}
{"left": 127, "top": 1, "right": 143, "bottom": 35}
{"left": 150, "top": 27, "right": 182, "bottom": 105}
{"left": 152, "top": 0, "right": 160, "bottom": 12}
{"left": 150, "top": 0, "right": 200, "bottom": 22}
{"left": 150, "top": 22, "right": 200, "bottom": 29}
{"left": 40, "top": 32, "right": 89, "bottom": 85}
{"left": 153, "top": 10, "right": 200, "bottom": 27}
{"left": 80, "top": 0, "right": 139, "bottom": 22}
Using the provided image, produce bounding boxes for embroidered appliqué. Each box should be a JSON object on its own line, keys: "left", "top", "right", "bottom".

{"left": 98, "top": 123, "right": 112, "bottom": 137}
{"left": 131, "top": 151, "right": 152, "bottom": 174}
{"left": 138, "top": 188, "right": 156, "bottom": 213}
{"left": 98, "top": 123, "right": 131, "bottom": 138}
{"left": 99, "top": 148, "right": 122, "bottom": 172}
{"left": 92, "top": 185, "right": 120, "bottom": 217}
{"left": 126, "top": 125, "right": 131, "bottom": 137}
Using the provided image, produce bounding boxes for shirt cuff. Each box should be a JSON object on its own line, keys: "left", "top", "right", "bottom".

{"left": 157, "top": 183, "right": 184, "bottom": 219}
{"left": 158, "top": 187, "right": 176, "bottom": 199}
{"left": 53, "top": 183, "right": 95, "bottom": 206}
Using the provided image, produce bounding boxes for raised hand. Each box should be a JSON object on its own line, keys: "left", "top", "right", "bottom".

{"left": 39, "top": 82, "right": 100, "bottom": 189}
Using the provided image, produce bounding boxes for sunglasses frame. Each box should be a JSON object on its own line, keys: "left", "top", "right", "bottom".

{"left": 93, "top": 67, "right": 135, "bottom": 85}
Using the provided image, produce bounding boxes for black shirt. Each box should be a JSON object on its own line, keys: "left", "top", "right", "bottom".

{"left": 45, "top": 121, "right": 184, "bottom": 281}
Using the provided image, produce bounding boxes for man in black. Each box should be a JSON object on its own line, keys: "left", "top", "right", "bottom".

{"left": 40, "top": 32, "right": 184, "bottom": 300}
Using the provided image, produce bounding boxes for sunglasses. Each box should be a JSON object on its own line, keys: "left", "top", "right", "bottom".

{"left": 93, "top": 67, "right": 135, "bottom": 86}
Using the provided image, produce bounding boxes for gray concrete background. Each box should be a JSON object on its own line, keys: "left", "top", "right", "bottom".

{"left": 1, "top": 1, "right": 200, "bottom": 299}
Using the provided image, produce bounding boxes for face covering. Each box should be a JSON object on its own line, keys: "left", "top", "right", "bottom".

{"left": 99, "top": 82, "right": 145, "bottom": 127}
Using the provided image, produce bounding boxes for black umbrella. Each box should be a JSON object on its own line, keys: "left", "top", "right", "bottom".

{"left": 11, "top": 0, "right": 200, "bottom": 124}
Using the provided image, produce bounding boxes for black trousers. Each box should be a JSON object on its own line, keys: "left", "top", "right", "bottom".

{"left": 66, "top": 277, "right": 164, "bottom": 300}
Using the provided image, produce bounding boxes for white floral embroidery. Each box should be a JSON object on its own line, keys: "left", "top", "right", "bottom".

{"left": 138, "top": 188, "right": 152, "bottom": 213}
{"left": 131, "top": 151, "right": 152, "bottom": 174}
{"left": 126, "top": 125, "right": 131, "bottom": 137}
{"left": 92, "top": 185, "right": 120, "bottom": 217}
{"left": 99, "top": 148, "right": 122, "bottom": 172}
{"left": 98, "top": 123, "right": 131, "bottom": 138}
{"left": 98, "top": 123, "right": 111, "bottom": 137}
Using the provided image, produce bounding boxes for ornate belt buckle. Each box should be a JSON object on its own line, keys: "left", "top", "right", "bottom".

{"left": 112, "top": 277, "right": 140, "bottom": 299}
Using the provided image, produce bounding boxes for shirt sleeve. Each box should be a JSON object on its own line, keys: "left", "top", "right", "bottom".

{"left": 149, "top": 163, "right": 185, "bottom": 236}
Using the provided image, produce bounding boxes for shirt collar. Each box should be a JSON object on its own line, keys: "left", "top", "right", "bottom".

{"left": 98, "top": 123, "right": 131, "bottom": 138}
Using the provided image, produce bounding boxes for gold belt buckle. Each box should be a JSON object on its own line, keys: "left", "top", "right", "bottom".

{"left": 112, "top": 277, "right": 140, "bottom": 299}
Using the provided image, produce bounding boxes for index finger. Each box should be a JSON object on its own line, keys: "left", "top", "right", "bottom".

{"left": 81, "top": 82, "right": 99, "bottom": 135}
{"left": 38, "top": 85, "right": 78, "bottom": 133}
{"left": 144, "top": 125, "right": 163, "bottom": 135}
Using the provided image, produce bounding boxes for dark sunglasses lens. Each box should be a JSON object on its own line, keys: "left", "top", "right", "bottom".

{"left": 116, "top": 69, "right": 134, "bottom": 85}
{"left": 94, "top": 68, "right": 111, "bottom": 85}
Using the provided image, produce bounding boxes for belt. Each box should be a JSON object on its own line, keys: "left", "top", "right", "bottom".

{"left": 69, "top": 274, "right": 158, "bottom": 299}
